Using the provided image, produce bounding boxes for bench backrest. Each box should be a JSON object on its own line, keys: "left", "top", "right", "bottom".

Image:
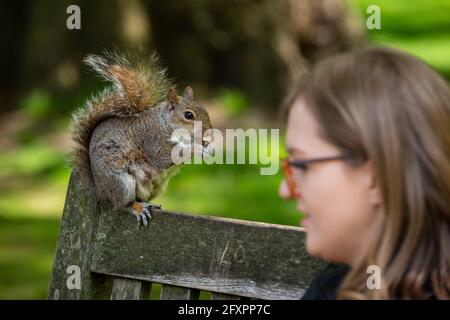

{"left": 48, "top": 171, "right": 326, "bottom": 300}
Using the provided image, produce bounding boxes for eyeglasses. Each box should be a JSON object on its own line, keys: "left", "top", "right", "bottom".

{"left": 280, "top": 154, "right": 357, "bottom": 198}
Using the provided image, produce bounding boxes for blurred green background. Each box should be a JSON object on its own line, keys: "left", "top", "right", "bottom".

{"left": 0, "top": 0, "right": 449, "bottom": 299}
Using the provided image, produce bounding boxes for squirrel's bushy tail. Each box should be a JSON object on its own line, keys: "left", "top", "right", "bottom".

{"left": 70, "top": 50, "right": 173, "bottom": 184}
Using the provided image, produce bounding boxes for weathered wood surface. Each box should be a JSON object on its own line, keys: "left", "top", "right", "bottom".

{"left": 48, "top": 171, "right": 111, "bottom": 299}
{"left": 111, "top": 278, "right": 151, "bottom": 300}
{"left": 91, "top": 205, "right": 326, "bottom": 300}
{"left": 160, "top": 284, "right": 200, "bottom": 300}
{"left": 211, "top": 292, "right": 243, "bottom": 300}
{"left": 49, "top": 170, "right": 326, "bottom": 300}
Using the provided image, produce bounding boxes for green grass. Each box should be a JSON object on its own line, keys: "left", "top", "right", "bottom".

{"left": 349, "top": 0, "right": 450, "bottom": 78}
{"left": 0, "top": 215, "right": 60, "bottom": 299}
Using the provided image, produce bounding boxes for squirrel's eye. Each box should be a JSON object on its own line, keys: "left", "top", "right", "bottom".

{"left": 184, "top": 111, "right": 194, "bottom": 120}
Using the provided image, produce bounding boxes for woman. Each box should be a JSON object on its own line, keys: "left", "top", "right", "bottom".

{"left": 279, "top": 47, "right": 450, "bottom": 299}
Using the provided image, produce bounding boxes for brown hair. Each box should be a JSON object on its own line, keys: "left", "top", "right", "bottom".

{"left": 287, "top": 47, "right": 450, "bottom": 299}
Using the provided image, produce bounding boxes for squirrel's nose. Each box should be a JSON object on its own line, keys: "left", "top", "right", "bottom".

{"left": 202, "top": 140, "right": 209, "bottom": 147}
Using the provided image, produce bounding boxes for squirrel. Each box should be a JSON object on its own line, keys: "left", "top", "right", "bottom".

{"left": 69, "top": 50, "right": 213, "bottom": 227}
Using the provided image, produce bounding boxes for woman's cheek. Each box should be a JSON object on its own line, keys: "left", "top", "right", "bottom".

{"left": 306, "top": 216, "right": 346, "bottom": 261}
{"left": 303, "top": 199, "right": 327, "bottom": 256}
{"left": 305, "top": 213, "right": 332, "bottom": 257}
{"left": 303, "top": 189, "right": 347, "bottom": 260}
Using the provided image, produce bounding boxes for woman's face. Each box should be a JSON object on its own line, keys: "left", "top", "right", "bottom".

{"left": 279, "top": 99, "right": 383, "bottom": 267}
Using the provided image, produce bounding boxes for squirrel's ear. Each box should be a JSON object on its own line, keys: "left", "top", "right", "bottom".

{"left": 183, "top": 86, "right": 194, "bottom": 101}
{"left": 167, "top": 88, "right": 179, "bottom": 107}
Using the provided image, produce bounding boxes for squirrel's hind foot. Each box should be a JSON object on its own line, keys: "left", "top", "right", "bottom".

{"left": 129, "top": 201, "right": 162, "bottom": 228}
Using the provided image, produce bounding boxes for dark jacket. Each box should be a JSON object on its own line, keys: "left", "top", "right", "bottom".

{"left": 302, "top": 263, "right": 350, "bottom": 300}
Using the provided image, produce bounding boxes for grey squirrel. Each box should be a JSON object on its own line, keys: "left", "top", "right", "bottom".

{"left": 70, "top": 51, "right": 213, "bottom": 227}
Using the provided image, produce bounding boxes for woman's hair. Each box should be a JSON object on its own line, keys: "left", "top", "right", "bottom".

{"left": 286, "top": 46, "right": 450, "bottom": 299}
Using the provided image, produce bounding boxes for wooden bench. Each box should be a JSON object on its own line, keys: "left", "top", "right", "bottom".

{"left": 48, "top": 171, "right": 326, "bottom": 300}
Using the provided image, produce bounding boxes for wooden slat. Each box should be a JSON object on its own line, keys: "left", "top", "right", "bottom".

{"left": 48, "top": 171, "right": 111, "bottom": 299}
{"left": 160, "top": 284, "right": 200, "bottom": 300}
{"left": 111, "top": 278, "right": 151, "bottom": 300}
{"left": 211, "top": 292, "right": 242, "bottom": 300}
{"left": 91, "top": 204, "right": 326, "bottom": 300}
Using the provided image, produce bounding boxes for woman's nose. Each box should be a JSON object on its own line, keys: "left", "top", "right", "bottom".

{"left": 279, "top": 179, "right": 292, "bottom": 199}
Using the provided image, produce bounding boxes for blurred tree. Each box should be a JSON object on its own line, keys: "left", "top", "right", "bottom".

{"left": 20, "top": 0, "right": 124, "bottom": 91}
{"left": 1, "top": 0, "right": 364, "bottom": 115}
{"left": 0, "top": 0, "right": 31, "bottom": 114}
{"left": 144, "top": 0, "right": 364, "bottom": 110}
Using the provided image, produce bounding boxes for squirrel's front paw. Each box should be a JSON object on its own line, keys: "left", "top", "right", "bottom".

{"left": 129, "top": 201, "right": 162, "bottom": 228}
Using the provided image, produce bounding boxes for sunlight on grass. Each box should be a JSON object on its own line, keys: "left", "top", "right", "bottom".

{"left": 0, "top": 186, "right": 67, "bottom": 218}
{"left": 0, "top": 141, "right": 71, "bottom": 219}
{"left": 0, "top": 216, "right": 59, "bottom": 299}
{"left": 349, "top": 0, "right": 450, "bottom": 78}
{"left": 0, "top": 142, "right": 68, "bottom": 176}
{"left": 215, "top": 89, "right": 250, "bottom": 116}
